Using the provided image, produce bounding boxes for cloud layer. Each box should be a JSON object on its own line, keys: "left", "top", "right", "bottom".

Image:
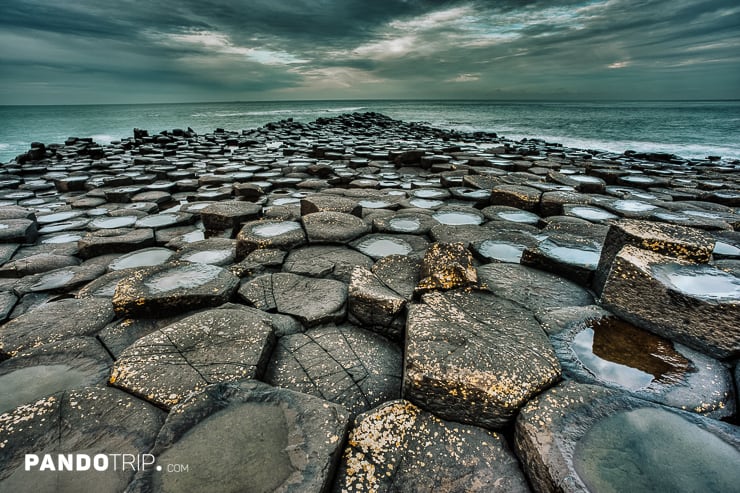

{"left": 1, "top": 0, "right": 738, "bottom": 103}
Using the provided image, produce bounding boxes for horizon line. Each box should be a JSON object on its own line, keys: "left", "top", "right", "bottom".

{"left": 1, "top": 98, "right": 739, "bottom": 107}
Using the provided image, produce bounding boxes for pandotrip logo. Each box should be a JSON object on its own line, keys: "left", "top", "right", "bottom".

{"left": 24, "top": 454, "right": 190, "bottom": 473}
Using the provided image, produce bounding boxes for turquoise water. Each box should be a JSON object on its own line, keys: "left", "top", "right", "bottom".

{"left": 1, "top": 100, "right": 739, "bottom": 163}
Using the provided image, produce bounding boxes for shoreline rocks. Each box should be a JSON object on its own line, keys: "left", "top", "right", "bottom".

{"left": 0, "top": 111, "right": 737, "bottom": 491}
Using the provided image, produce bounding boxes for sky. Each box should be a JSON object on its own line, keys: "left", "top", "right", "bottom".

{"left": 0, "top": 0, "right": 738, "bottom": 104}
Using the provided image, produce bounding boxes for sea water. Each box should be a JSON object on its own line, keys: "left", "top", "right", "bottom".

{"left": 1, "top": 100, "right": 739, "bottom": 163}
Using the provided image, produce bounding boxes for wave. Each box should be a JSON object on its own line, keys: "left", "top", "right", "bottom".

{"left": 190, "top": 106, "right": 366, "bottom": 118}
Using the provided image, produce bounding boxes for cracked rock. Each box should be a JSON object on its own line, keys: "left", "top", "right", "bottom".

{"left": 0, "top": 387, "right": 165, "bottom": 493}
{"left": 126, "top": 380, "right": 349, "bottom": 493}
{"left": 334, "top": 400, "right": 530, "bottom": 493}
{"left": 404, "top": 290, "right": 561, "bottom": 429}
{"left": 265, "top": 323, "right": 402, "bottom": 418}
{"left": 283, "top": 245, "right": 373, "bottom": 282}
{"left": 239, "top": 272, "right": 347, "bottom": 327}
{"left": 110, "top": 308, "right": 276, "bottom": 409}
{"left": 0, "top": 297, "right": 115, "bottom": 359}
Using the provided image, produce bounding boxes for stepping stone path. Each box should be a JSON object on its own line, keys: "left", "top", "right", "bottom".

{"left": 0, "top": 112, "right": 738, "bottom": 491}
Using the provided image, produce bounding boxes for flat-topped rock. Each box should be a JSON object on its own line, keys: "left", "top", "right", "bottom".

{"left": 0, "top": 252, "right": 79, "bottom": 278}
{"left": 335, "top": 400, "right": 530, "bottom": 493}
{"left": 0, "top": 387, "right": 165, "bottom": 493}
{"left": 77, "top": 227, "right": 155, "bottom": 259}
{"left": 239, "top": 272, "right": 347, "bottom": 326}
{"left": 302, "top": 211, "right": 370, "bottom": 243}
{"left": 350, "top": 233, "right": 429, "bottom": 260}
{"left": 601, "top": 245, "right": 740, "bottom": 359}
{"left": 594, "top": 218, "right": 716, "bottom": 294}
{"left": 515, "top": 381, "right": 740, "bottom": 493}
{"left": 478, "top": 263, "right": 594, "bottom": 315}
{"left": 522, "top": 233, "right": 602, "bottom": 286}
{"left": 0, "top": 219, "right": 38, "bottom": 244}
{"left": 266, "top": 323, "right": 401, "bottom": 418}
{"left": 404, "top": 290, "right": 561, "bottom": 429}
{"left": 199, "top": 200, "right": 261, "bottom": 234}
{"left": 110, "top": 308, "right": 275, "bottom": 409}
{"left": 236, "top": 219, "right": 306, "bottom": 258}
{"left": 300, "top": 194, "right": 361, "bottom": 216}
{"left": 371, "top": 254, "right": 421, "bottom": 300}
{"left": 0, "top": 297, "right": 115, "bottom": 359}
{"left": 126, "top": 380, "right": 349, "bottom": 493}
{"left": 283, "top": 245, "right": 373, "bottom": 282}
{"left": 0, "top": 337, "right": 111, "bottom": 414}
{"left": 112, "top": 262, "right": 239, "bottom": 318}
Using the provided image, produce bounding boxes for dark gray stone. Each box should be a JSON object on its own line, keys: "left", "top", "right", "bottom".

{"left": 300, "top": 194, "right": 361, "bottom": 216}
{"left": 404, "top": 290, "right": 561, "bottom": 429}
{"left": 0, "top": 298, "right": 115, "bottom": 358}
{"left": 348, "top": 267, "right": 406, "bottom": 339}
{"left": 174, "top": 238, "right": 236, "bottom": 266}
{"left": 350, "top": 233, "right": 429, "bottom": 260}
{"left": 0, "top": 337, "right": 111, "bottom": 414}
{"left": 110, "top": 308, "right": 275, "bottom": 409}
{"left": 0, "top": 291, "right": 17, "bottom": 322}
{"left": 0, "top": 219, "right": 38, "bottom": 244}
{"left": 371, "top": 254, "right": 421, "bottom": 300}
{"left": 478, "top": 263, "right": 594, "bottom": 315}
{"left": 0, "top": 387, "right": 165, "bottom": 493}
{"left": 238, "top": 272, "right": 347, "bottom": 327}
{"left": 600, "top": 245, "right": 740, "bottom": 359}
{"left": 0, "top": 253, "right": 79, "bottom": 278}
{"left": 489, "top": 184, "right": 542, "bottom": 212}
{"left": 335, "top": 400, "right": 531, "bottom": 493}
{"left": 266, "top": 323, "right": 402, "bottom": 418}
{"left": 126, "top": 381, "right": 349, "bottom": 493}
{"left": 521, "top": 232, "right": 602, "bottom": 286}
{"left": 283, "top": 245, "right": 373, "bottom": 282}
{"left": 515, "top": 381, "right": 740, "bottom": 493}
{"left": 302, "top": 211, "right": 370, "bottom": 243}
{"left": 200, "top": 200, "right": 261, "bottom": 234}
{"left": 112, "top": 262, "right": 239, "bottom": 318}
{"left": 78, "top": 228, "right": 155, "bottom": 259}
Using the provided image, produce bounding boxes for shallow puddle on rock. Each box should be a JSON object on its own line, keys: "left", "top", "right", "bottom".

{"left": 135, "top": 214, "right": 182, "bottom": 228}
{"left": 109, "top": 248, "right": 174, "bottom": 271}
{"left": 181, "top": 249, "right": 233, "bottom": 265}
{"left": 38, "top": 219, "right": 89, "bottom": 233}
{"left": 30, "top": 270, "right": 76, "bottom": 292}
{"left": 568, "top": 206, "right": 618, "bottom": 222}
{"left": 180, "top": 230, "right": 206, "bottom": 243}
{"left": 433, "top": 211, "right": 483, "bottom": 225}
{"left": 90, "top": 216, "right": 138, "bottom": 229}
{"left": 496, "top": 211, "right": 540, "bottom": 224}
{"left": 151, "top": 403, "right": 294, "bottom": 492}
{"left": 272, "top": 197, "right": 300, "bottom": 206}
{"left": 0, "top": 364, "right": 92, "bottom": 414}
{"left": 389, "top": 218, "right": 421, "bottom": 233}
{"left": 252, "top": 221, "right": 302, "bottom": 237}
{"left": 572, "top": 317, "right": 692, "bottom": 390}
{"left": 570, "top": 175, "right": 603, "bottom": 184}
{"left": 653, "top": 263, "right": 740, "bottom": 301}
{"left": 144, "top": 263, "right": 223, "bottom": 294}
{"left": 409, "top": 198, "right": 444, "bottom": 209}
{"left": 358, "top": 200, "right": 392, "bottom": 209}
{"left": 713, "top": 241, "right": 740, "bottom": 256}
{"left": 612, "top": 200, "right": 657, "bottom": 213}
{"left": 41, "top": 232, "right": 83, "bottom": 244}
{"left": 573, "top": 407, "right": 740, "bottom": 493}
{"left": 37, "top": 211, "right": 83, "bottom": 225}
{"left": 413, "top": 189, "right": 447, "bottom": 199}
{"left": 538, "top": 240, "right": 600, "bottom": 269}
{"left": 355, "top": 237, "right": 413, "bottom": 258}
{"left": 478, "top": 241, "right": 525, "bottom": 263}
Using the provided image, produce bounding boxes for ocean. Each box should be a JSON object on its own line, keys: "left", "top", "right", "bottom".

{"left": 1, "top": 100, "right": 739, "bottom": 163}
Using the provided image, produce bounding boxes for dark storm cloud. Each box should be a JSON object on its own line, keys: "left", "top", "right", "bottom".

{"left": 0, "top": 0, "right": 737, "bottom": 103}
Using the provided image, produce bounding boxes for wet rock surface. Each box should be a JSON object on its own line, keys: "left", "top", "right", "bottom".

{"left": 404, "top": 289, "right": 561, "bottom": 429}
{"left": 110, "top": 308, "right": 275, "bottom": 409}
{"left": 515, "top": 381, "right": 740, "bottom": 493}
{"left": 127, "top": 380, "right": 349, "bottom": 493}
{"left": 0, "top": 112, "right": 738, "bottom": 490}
{"left": 265, "top": 323, "right": 402, "bottom": 418}
{"left": 335, "top": 400, "right": 530, "bottom": 492}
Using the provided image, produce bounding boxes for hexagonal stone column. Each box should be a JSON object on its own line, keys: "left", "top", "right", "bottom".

{"left": 404, "top": 290, "right": 561, "bottom": 429}
{"left": 110, "top": 308, "right": 275, "bottom": 409}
